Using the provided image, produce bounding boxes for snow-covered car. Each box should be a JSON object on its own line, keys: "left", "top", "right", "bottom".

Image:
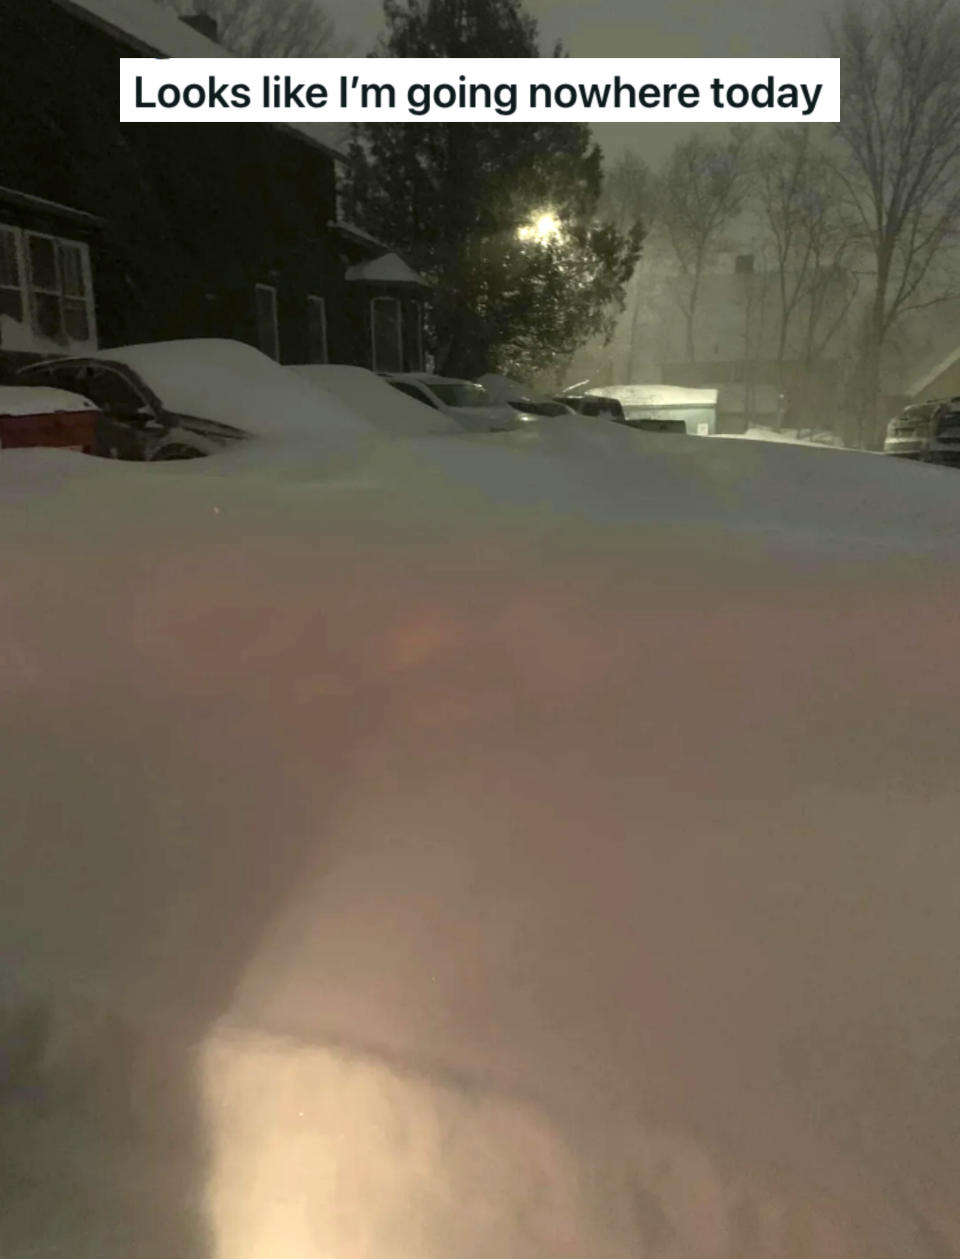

{"left": 16, "top": 340, "right": 373, "bottom": 461}
{"left": 383, "top": 373, "right": 522, "bottom": 433}
{"left": 553, "top": 391, "right": 625, "bottom": 421}
{"left": 884, "top": 397, "right": 960, "bottom": 466}
{"left": 589, "top": 384, "right": 719, "bottom": 435}
{"left": 476, "top": 373, "right": 576, "bottom": 420}
{"left": 286, "top": 364, "right": 463, "bottom": 437}
{"left": 0, "top": 386, "right": 100, "bottom": 454}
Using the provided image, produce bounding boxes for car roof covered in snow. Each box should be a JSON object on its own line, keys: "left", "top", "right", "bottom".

{"left": 0, "top": 386, "right": 99, "bottom": 416}
{"left": 387, "top": 373, "right": 484, "bottom": 388}
{"left": 93, "top": 339, "right": 377, "bottom": 444}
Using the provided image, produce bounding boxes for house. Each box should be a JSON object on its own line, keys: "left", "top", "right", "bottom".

{"left": 905, "top": 344, "right": 960, "bottom": 404}
{"left": 0, "top": 0, "right": 429, "bottom": 377}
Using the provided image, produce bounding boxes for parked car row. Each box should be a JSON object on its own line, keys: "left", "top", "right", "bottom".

{"left": 22, "top": 338, "right": 954, "bottom": 467}
{"left": 0, "top": 342, "right": 637, "bottom": 462}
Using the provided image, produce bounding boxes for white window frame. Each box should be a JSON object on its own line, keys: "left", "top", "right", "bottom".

{"left": 0, "top": 223, "right": 96, "bottom": 349}
{"left": 306, "top": 294, "right": 328, "bottom": 363}
{"left": 0, "top": 224, "right": 27, "bottom": 326}
{"left": 255, "top": 282, "right": 279, "bottom": 360}
{"left": 410, "top": 299, "right": 424, "bottom": 371}
{"left": 370, "top": 295, "right": 403, "bottom": 374}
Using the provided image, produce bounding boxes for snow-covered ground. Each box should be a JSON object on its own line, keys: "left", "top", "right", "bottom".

{"left": 2, "top": 422, "right": 960, "bottom": 1258}
{"left": 715, "top": 425, "right": 848, "bottom": 449}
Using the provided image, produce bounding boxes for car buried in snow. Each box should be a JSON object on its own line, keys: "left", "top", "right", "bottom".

{"left": 883, "top": 397, "right": 960, "bottom": 467}
{"left": 475, "top": 374, "right": 578, "bottom": 421}
{"left": 15, "top": 339, "right": 375, "bottom": 461}
{"left": 383, "top": 373, "right": 523, "bottom": 433}
{"left": 0, "top": 386, "right": 101, "bottom": 455}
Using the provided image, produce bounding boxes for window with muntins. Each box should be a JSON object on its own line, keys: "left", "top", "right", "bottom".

{"left": 371, "top": 296, "right": 403, "bottom": 373}
{"left": 0, "top": 224, "right": 96, "bottom": 348}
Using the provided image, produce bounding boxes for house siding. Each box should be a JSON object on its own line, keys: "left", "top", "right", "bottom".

{"left": 0, "top": 0, "right": 424, "bottom": 371}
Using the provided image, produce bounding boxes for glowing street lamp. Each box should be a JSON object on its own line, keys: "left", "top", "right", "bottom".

{"left": 517, "top": 211, "right": 562, "bottom": 243}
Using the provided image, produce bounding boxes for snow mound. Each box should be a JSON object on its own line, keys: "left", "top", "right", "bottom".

{"left": 287, "top": 364, "right": 462, "bottom": 437}
{"left": 2, "top": 428, "right": 960, "bottom": 1255}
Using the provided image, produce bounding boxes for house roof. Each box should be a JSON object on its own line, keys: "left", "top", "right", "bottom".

{"left": 345, "top": 253, "right": 430, "bottom": 287}
{"left": 329, "top": 221, "right": 396, "bottom": 254}
{"left": 53, "top": 0, "right": 349, "bottom": 163}
{"left": 907, "top": 343, "right": 960, "bottom": 399}
{"left": 0, "top": 185, "right": 106, "bottom": 226}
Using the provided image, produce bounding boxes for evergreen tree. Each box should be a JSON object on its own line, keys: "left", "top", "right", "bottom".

{"left": 343, "top": 0, "right": 643, "bottom": 380}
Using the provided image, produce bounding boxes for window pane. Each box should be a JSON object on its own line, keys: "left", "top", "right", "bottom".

{"left": 32, "top": 291, "right": 63, "bottom": 339}
{"left": 0, "top": 288, "right": 23, "bottom": 321}
{"left": 307, "top": 296, "right": 327, "bottom": 363}
{"left": 390, "top": 380, "right": 437, "bottom": 408}
{"left": 0, "top": 228, "right": 20, "bottom": 289}
{"left": 59, "top": 243, "right": 86, "bottom": 298}
{"left": 430, "top": 382, "right": 492, "bottom": 408}
{"left": 63, "top": 298, "right": 90, "bottom": 342}
{"left": 371, "top": 298, "right": 402, "bottom": 373}
{"left": 28, "top": 235, "right": 59, "bottom": 291}
{"left": 255, "top": 285, "right": 278, "bottom": 360}
{"left": 84, "top": 368, "right": 145, "bottom": 412}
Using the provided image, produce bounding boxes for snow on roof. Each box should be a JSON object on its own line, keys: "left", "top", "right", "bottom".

{"left": 94, "top": 338, "right": 377, "bottom": 444}
{"left": 345, "top": 253, "right": 430, "bottom": 286}
{"left": 907, "top": 343, "right": 960, "bottom": 399}
{"left": 286, "top": 365, "right": 462, "bottom": 438}
{"left": 54, "top": 0, "right": 348, "bottom": 162}
{"left": 0, "top": 386, "right": 98, "bottom": 416}
{"left": 590, "top": 384, "right": 719, "bottom": 408}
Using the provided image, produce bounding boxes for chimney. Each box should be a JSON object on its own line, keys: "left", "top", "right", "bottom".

{"left": 179, "top": 12, "right": 219, "bottom": 42}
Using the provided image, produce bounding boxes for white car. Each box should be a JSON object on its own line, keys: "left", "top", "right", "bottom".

{"left": 383, "top": 373, "right": 522, "bottom": 433}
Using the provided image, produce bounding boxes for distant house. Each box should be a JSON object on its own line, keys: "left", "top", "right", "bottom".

{"left": 0, "top": 0, "right": 429, "bottom": 375}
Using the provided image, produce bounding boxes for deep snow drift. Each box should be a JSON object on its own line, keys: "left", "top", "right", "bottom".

{"left": 2, "top": 429, "right": 960, "bottom": 1258}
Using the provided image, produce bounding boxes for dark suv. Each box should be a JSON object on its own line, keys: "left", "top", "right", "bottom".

{"left": 553, "top": 393, "right": 625, "bottom": 422}
{"left": 883, "top": 397, "right": 960, "bottom": 466}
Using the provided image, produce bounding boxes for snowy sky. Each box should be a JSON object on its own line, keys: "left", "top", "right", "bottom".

{"left": 328, "top": 0, "right": 860, "bottom": 164}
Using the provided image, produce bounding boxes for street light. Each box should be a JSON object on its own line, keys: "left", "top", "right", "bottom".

{"left": 517, "top": 210, "right": 562, "bottom": 243}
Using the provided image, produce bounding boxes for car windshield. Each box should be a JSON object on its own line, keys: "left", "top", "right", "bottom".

{"left": 429, "top": 382, "right": 494, "bottom": 408}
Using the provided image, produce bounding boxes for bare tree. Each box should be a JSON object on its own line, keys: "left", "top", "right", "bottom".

{"left": 831, "top": 0, "right": 960, "bottom": 443}
{"left": 599, "top": 150, "right": 654, "bottom": 380}
{"left": 753, "top": 128, "right": 861, "bottom": 434}
{"left": 599, "top": 150, "right": 653, "bottom": 236}
{"left": 657, "top": 130, "right": 752, "bottom": 362}
{"left": 162, "top": 0, "right": 342, "bottom": 57}
{"left": 756, "top": 131, "right": 852, "bottom": 365}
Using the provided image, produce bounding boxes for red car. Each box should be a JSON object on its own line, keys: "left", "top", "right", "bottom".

{"left": 0, "top": 386, "right": 100, "bottom": 455}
